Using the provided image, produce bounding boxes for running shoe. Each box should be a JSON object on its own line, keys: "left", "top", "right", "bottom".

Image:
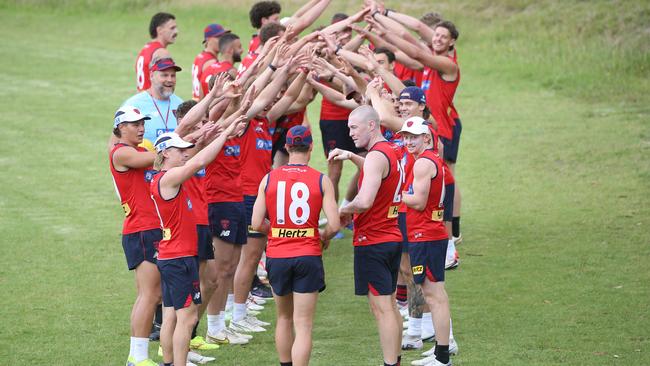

{"left": 401, "top": 333, "right": 423, "bottom": 350}
{"left": 230, "top": 317, "right": 266, "bottom": 333}
{"left": 247, "top": 297, "right": 265, "bottom": 311}
{"left": 444, "top": 249, "right": 459, "bottom": 270}
{"left": 421, "top": 328, "right": 435, "bottom": 342}
{"left": 148, "top": 322, "right": 161, "bottom": 341}
{"left": 190, "top": 336, "right": 219, "bottom": 351}
{"left": 126, "top": 357, "right": 158, "bottom": 366}
{"left": 421, "top": 338, "right": 458, "bottom": 357}
{"left": 206, "top": 328, "right": 250, "bottom": 345}
{"left": 251, "top": 285, "right": 273, "bottom": 299}
{"left": 188, "top": 350, "right": 215, "bottom": 364}
{"left": 246, "top": 315, "right": 270, "bottom": 327}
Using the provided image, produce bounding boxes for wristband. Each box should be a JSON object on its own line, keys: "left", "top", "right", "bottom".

{"left": 371, "top": 11, "right": 380, "bottom": 19}
{"left": 384, "top": 9, "right": 392, "bottom": 16}
{"left": 268, "top": 64, "right": 277, "bottom": 71}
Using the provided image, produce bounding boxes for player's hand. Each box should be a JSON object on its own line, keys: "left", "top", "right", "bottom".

{"left": 328, "top": 148, "right": 353, "bottom": 162}
{"left": 259, "top": 36, "right": 280, "bottom": 58}
{"left": 230, "top": 115, "right": 248, "bottom": 138}
{"left": 339, "top": 209, "right": 353, "bottom": 227}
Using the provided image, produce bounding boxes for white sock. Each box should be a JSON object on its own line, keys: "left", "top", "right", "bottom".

{"left": 207, "top": 314, "right": 219, "bottom": 335}
{"left": 449, "top": 317, "right": 454, "bottom": 339}
{"left": 225, "top": 294, "right": 234, "bottom": 312}
{"left": 233, "top": 302, "right": 247, "bottom": 322}
{"left": 407, "top": 316, "right": 422, "bottom": 337}
{"left": 447, "top": 239, "right": 456, "bottom": 258}
{"left": 219, "top": 311, "right": 226, "bottom": 330}
{"left": 131, "top": 337, "right": 149, "bottom": 362}
{"left": 422, "top": 312, "right": 434, "bottom": 336}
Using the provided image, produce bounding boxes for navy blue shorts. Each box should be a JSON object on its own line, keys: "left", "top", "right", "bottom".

{"left": 443, "top": 183, "right": 455, "bottom": 222}
{"left": 196, "top": 225, "right": 215, "bottom": 261}
{"left": 271, "top": 124, "right": 289, "bottom": 158}
{"left": 121, "top": 228, "right": 162, "bottom": 270}
{"left": 398, "top": 212, "right": 408, "bottom": 253}
{"left": 319, "top": 119, "right": 364, "bottom": 157}
{"left": 408, "top": 240, "right": 448, "bottom": 284}
{"left": 244, "top": 195, "right": 266, "bottom": 238}
{"left": 353, "top": 242, "right": 401, "bottom": 296}
{"left": 266, "top": 256, "right": 326, "bottom": 296}
{"left": 158, "top": 256, "right": 202, "bottom": 310}
{"left": 440, "top": 118, "right": 462, "bottom": 163}
{"left": 208, "top": 201, "right": 247, "bottom": 244}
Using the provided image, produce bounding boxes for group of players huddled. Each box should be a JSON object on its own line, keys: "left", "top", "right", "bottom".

{"left": 110, "top": 0, "right": 465, "bottom": 365}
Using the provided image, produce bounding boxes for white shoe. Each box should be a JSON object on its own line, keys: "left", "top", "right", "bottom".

{"left": 423, "top": 359, "right": 451, "bottom": 366}
{"left": 248, "top": 295, "right": 266, "bottom": 305}
{"left": 421, "top": 328, "right": 435, "bottom": 342}
{"left": 247, "top": 298, "right": 265, "bottom": 311}
{"left": 422, "top": 338, "right": 459, "bottom": 357}
{"left": 187, "top": 350, "right": 215, "bottom": 364}
{"left": 246, "top": 315, "right": 270, "bottom": 327}
{"left": 247, "top": 309, "right": 260, "bottom": 316}
{"left": 452, "top": 234, "right": 462, "bottom": 245}
{"left": 445, "top": 249, "right": 459, "bottom": 270}
{"left": 401, "top": 333, "right": 423, "bottom": 350}
{"left": 403, "top": 320, "right": 409, "bottom": 330}
{"left": 206, "top": 328, "right": 250, "bottom": 345}
{"left": 230, "top": 316, "right": 266, "bottom": 333}
{"left": 187, "top": 363, "right": 197, "bottom": 366}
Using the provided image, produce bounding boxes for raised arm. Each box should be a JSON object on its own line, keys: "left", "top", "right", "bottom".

{"left": 305, "top": 73, "right": 359, "bottom": 110}
{"left": 384, "top": 9, "right": 434, "bottom": 44}
{"left": 267, "top": 70, "right": 308, "bottom": 122}
{"left": 366, "top": 78, "right": 403, "bottom": 133}
{"left": 285, "top": 0, "right": 332, "bottom": 36}
{"left": 246, "top": 63, "right": 291, "bottom": 120}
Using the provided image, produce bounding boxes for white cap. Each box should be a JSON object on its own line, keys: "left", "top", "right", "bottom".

{"left": 399, "top": 116, "right": 429, "bottom": 135}
{"left": 154, "top": 132, "right": 195, "bottom": 153}
{"left": 113, "top": 106, "right": 150, "bottom": 128}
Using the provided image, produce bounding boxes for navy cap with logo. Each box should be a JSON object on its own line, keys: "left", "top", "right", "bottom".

{"left": 151, "top": 57, "right": 182, "bottom": 72}
{"left": 399, "top": 86, "right": 426, "bottom": 104}
{"left": 286, "top": 126, "right": 313, "bottom": 147}
{"left": 203, "top": 23, "right": 230, "bottom": 43}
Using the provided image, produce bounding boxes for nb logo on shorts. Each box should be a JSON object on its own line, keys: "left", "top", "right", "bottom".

{"left": 220, "top": 230, "right": 231, "bottom": 237}
{"left": 271, "top": 228, "right": 315, "bottom": 238}
{"left": 412, "top": 265, "right": 424, "bottom": 275}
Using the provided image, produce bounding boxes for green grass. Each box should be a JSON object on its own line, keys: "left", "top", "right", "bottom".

{"left": 0, "top": 1, "right": 649, "bottom": 365}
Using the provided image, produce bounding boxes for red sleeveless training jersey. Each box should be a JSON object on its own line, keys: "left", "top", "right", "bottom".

{"left": 240, "top": 117, "right": 272, "bottom": 196}
{"left": 192, "top": 51, "right": 217, "bottom": 100}
{"left": 394, "top": 61, "right": 424, "bottom": 87}
{"left": 248, "top": 34, "right": 261, "bottom": 55}
{"left": 136, "top": 41, "right": 163, "bottom": 92}
{"left": 422, "top": 54, "right": 460, "bottom": 140}
{"left": 150, "top": 171, "right": 198, "bottom": 259}
{"left": 201, "top": 61, "right": 234, "bottom": 97}
{"left": 205, "top": 139, "right": 243, "bottom": 203}
{"left": 238, "top": 51, "right": 258, "bottom": 78}
{"left": 109, "top": 144, "right": 160, "bottom": 234}
{"left": 265, "top": 164, "right": 324, "bottom": 258}
{"left": 353, "top": 141, "right": 404, "bottom": 246}
{"left": 405, "top": 149, "right": 448, "bottom": 242}
{"left": 184, "top": 169, "right": 208, "bottom": 225}
{"left": 319, "top": 91, "right": 352, "bottom": 121}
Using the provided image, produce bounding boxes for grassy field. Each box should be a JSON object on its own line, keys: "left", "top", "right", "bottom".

{"left": 0, "top": 0, "right": 649, "bottom": 365}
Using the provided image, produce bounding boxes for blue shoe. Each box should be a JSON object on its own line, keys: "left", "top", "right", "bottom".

{"left": 333, "top": 231, "right": 345, "bottom": 240}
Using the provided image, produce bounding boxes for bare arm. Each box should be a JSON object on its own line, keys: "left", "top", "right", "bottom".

{"left": 176, "top": 73, "right": 231, "bottom": 137}
{"left": 385, "top": 10, "right": 434, "bottom": 45}
{"left": 246, "top": 66, "right": 291, "bottom": 120}
{"left": 251, "top": 174, "right": 270, "bottom": 233}
{"left": 306, "top": 75, "right": 359, "bottom": 110}
{"left": 327, "top": 148, "right": 365, "bottom": 169}
{"left": 402, "top": 158, "right": 435, "bottom": 211}
{"left": 267, "top": 71, "right": 308, "bottom": 122}
{"left": 286, "top": 0, "right": 332, "bottom": 37}
{"left": 112, "top": 145, "right": 156, "bottom": 171}
{"left": 319, "top": 174, "right": 341, "bottom": 248}
{"left": 340, "top": 150, "right": 387, "bottom": 214}
{"left": 159, "top": 118, "right": 243, "bottom": 197}
{"left": 366, "top": 79, "right": 403, "bottom": 133}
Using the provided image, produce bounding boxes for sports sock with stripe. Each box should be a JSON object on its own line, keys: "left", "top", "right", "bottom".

{"left": 396, "top": 285, "right": 407, "bottom": 303}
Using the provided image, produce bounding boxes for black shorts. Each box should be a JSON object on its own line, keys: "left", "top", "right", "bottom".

{"left": 408, "top": 240, "right": 448, "bottom": 284}
{"left": 398, "top": 212, "right": 408, "bottom": 253}
{"left": 208, "top": 201, "right": 247, "bottom": 244}
{"left": 266, "top": 256, "right": 326, "bottom": 296}
{"left": 244, "top": 195, "right": 266, "bottom": 238}
{"left": 158, "top": 256, "right": 202, "bottom": 310}
{"left": 353, "top": 242, "right": 401, "bottom": 296}
{"left": 443, "top": 183, "right": 455, "bottom": 222}
{"left": 440, "top": 118, "right": 462, "bottom": 163}
{"left": 121, "top": 228, "right": 162, "bottom": 270}
{"left": 197, "top": 225, "right": 215, "bottom": 261}
{"left": 319, "top": 119, "right": 364, "bottom": 157}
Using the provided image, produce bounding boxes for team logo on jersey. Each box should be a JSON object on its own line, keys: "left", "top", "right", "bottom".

{"left": 255, "top": 138, "right": 272, "bottom": 151}
{"left": 224, "top": 145, "right": 241, "bottom": 157}
{"left": 220, "top": 219, "right": 230, "bottom": 230}
{"left": 271, "top": 228, "right": 315, "bottom": 238}
{"left": 144, "top": 170, "right": 156, "bottom": 182}
{"left": 412, "top": 265, "right": 424, "bottom": 275}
